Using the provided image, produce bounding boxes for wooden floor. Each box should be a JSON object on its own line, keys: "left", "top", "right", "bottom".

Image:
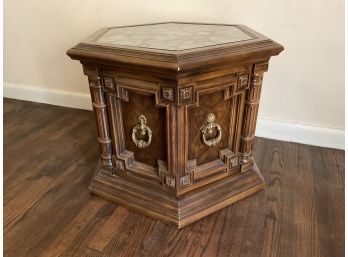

{"left": 4, "top": 98, "right": 344, "bottom": 257}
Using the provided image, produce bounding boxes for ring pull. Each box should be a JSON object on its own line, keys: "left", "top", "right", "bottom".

{"left": 200, "top": 113, "right": 222, "bottom": 147}
{"left": 132, "top": 115, "right": 152, "bottom": 149}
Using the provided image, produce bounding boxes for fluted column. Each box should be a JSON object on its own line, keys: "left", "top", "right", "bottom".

{"left": 240, "top": 62, "right": 267, "bottom": 167}
{"left": 88, "top": 77, "right": 113, "bottom": 169}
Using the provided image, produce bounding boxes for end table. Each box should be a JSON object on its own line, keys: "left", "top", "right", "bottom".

{"left": 67, "top": 22, "right": 283, "bottom": 228}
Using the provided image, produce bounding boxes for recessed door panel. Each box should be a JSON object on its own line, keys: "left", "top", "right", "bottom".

{"left": 121, "top": 92, "right": 167, "bottom": 167}
{"left": 188, "top": 90, "right": 231, "bottom": 165}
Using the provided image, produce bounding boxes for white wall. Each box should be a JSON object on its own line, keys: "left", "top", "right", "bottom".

{"left": 4, "top": 0, "right": 344, "bottom": 148}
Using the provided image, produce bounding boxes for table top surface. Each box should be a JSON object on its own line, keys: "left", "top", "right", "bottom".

{"left": 96, "top": 23, "right": 253, "bottom": 51}
{"left": 67, "top": 22, "right": 283, "bottom": 70}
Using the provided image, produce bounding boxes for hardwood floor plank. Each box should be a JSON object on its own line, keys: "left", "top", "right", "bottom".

{"left": 236, "top": 139, "right": 276, "bottom": 257}
{"left": 259, "top": 141, "right": 285, "bottom": 257}
{"left": 80, "top": 248, "right": 103, "bottom": 257}
{"left": 4, "top": 99, "right": 344, "bottom": 257}
{"left": 39, "top": 199, "right": 107, "bottom": 257}
{"left": 132, "top": 221, "right": 174, "bottom": 257}
{"left": 293, "top": 144, "right": 319, "bottom": 257}
{"left": 101, "top": 213, "right": 154, "bottom": 257}
{"left": 314, "top": 148, "right": 344, "bottom": 257}
{"left": 4, "top": 176, "right": 56, "bottom": 229}
{"left": 88, "top": 206, "right": 129, "bottom": 252}
{"left": 60, "top": 203, "right": 117, "bottom": 257}
{"left": 4, "top": 162, "right": 96, "bottom": 257}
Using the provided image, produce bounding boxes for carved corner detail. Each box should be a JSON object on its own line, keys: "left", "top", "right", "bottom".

{"left": 237, "top": 74, "right": 249, "bottom": 91}
{"left": 179, "top": 174, "right": 193, "bottom": 188}
{"left": 219, "top": 148, "right": 239, "bottom": 172}
{"left": 100, "top": 76, "right": 129, "bottom": 101}
{"left": 163, "top": 173, "right": 193, "bottom": 188}
{"left": 160, "top": 84, "right": 195, "bottom": 105}
{"left": 179, "top": 86, "right": 193, "bottom": 104}
{"left": 161, "top": 87, "right": 175, "bottom": 102}
{"left": 104, "top": 77, "right": 115, "bottom": 90}
{"left": 165, "top": 176, "right": 176, "bottom": 188}
{"left": 112, "top": 156, "right": 125, "bottom": 171}
{"left": 179, "top": 87, "right": 193, "bottom": 103}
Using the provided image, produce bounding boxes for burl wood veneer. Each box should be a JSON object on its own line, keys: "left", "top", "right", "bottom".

{"left": 67, "top": 22, "right": 284, "bottom": 228}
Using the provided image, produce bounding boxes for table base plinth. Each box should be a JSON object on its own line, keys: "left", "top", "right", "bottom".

{"left": 89, "top": 161, "right": 265, "bottom": 228}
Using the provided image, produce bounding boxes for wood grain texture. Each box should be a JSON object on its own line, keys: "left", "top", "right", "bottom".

{"left": 4, "top": 99, "right": 344, "bottom": 257}
{"left": 121, "top": 92, "right": 167, "bottom": 167}
{"left": 188, "top": 90, "right": 231, "bottom": 165}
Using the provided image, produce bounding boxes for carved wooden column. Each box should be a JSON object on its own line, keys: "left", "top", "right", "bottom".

{"left": 163, "top": 90, "right": 192, "bottom": 191}
{"left": 240, "top": 62, "right": 268, "bottom": 168}
{"left": 88, "top": 77, "right": 113, "bottom": 169}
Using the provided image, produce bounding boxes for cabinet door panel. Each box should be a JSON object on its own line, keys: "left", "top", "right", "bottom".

{"left": 121, "top": 92, "right": 167, "bottom": 167}
{"left": 188, "top": 90, "right": 231, "bottom": 165}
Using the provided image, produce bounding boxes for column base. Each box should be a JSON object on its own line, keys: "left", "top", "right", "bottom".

{"left": 89, "top": 161, "right": 265, "bottom": 228}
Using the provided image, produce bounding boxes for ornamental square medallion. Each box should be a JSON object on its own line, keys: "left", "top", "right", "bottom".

{"left": 179, "top": 174, "right": 191, "bottom": 187}
{"left": 179, "top": 86, "right": 193, "bottom": 103}
{"left": 112, "top": 156, "right": 125, "bottom": 171}
{"left": 89, "top": 81, "right": 98, "bottom": 88}
{"left": 101, "top": 77, "right": 117, "bottom": 96}
{"left": 237, "top": 74, "right": 249, "bottom": 91}
{"left": 161, "top": 87, "right": 175, "bottom": 102}
{"left": 166, "top": 176, "right": 176, "bottom": 188}
{"left": 230, "top": 156, "right": 239, "bottom": 168}
{"left": 115, "top": 160, "right": 124, "bottom": 170}
{"left": 103, "top": 77, "right": 115, "bottom": 90}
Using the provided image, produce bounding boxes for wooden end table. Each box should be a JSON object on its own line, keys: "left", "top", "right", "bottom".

{"left": 67, "top": 22, "right": 283, "bottom": 228}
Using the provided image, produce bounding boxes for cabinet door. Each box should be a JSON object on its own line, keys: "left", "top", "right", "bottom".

{"left": 122, "top": 92, "right": 167, "bottom": 167}
{"left": 101, "top": 76, "right": 168, "bottom": 184}
{"left": 187, "top": 72, "right": 249, "bottom": 185}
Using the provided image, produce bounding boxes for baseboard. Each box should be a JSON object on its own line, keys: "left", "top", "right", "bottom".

{"left": 4, "top": 82, "right": 344, "bottom": 150}
{"left": 4, "top": 82, "right": 92, "bottom": 110}
{"left": 255, "top": 119, "right": 344, "bottom": 150}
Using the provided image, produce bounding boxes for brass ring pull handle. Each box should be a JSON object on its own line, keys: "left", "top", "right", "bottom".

{"left": 132, "top": 115, "right": 152, "bottom": 149}
{"left": 200, "top": 113, "right": 222, "bottom": 147}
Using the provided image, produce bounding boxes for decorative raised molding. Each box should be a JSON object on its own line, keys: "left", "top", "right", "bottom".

{"left": 101, "top": 76, "right": 129, "bottom": 102}
{"left": 179, "top": 174, "right": 192, "bottom": 187}
{"left": 165, "top": 176, "right": 176, "bottom": 188}
{"left": 179, "top": 86, "right": 193, "bottom": 103}
{"left": 219, "top": 148, "right": 239, "bottom": 172}
{"left": 112, "top": 156, "right": 125, "bottom": 171}
{"left": 224, "top": 81, "right": 238, "bottom": 99}
{"left": 161, "top": 86, "right": 175, "bottom": 102}
{"left": 230, "top": 156, "right": 239, "bottom": 168}
{"left": 160, "top": 84, "right": 195, "bottom": 105}
{"left": 103, "top": 77, "right": 115, "bottom": 90}
{"left": 237, "top": 74, "right": 249, "bottom": 91}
